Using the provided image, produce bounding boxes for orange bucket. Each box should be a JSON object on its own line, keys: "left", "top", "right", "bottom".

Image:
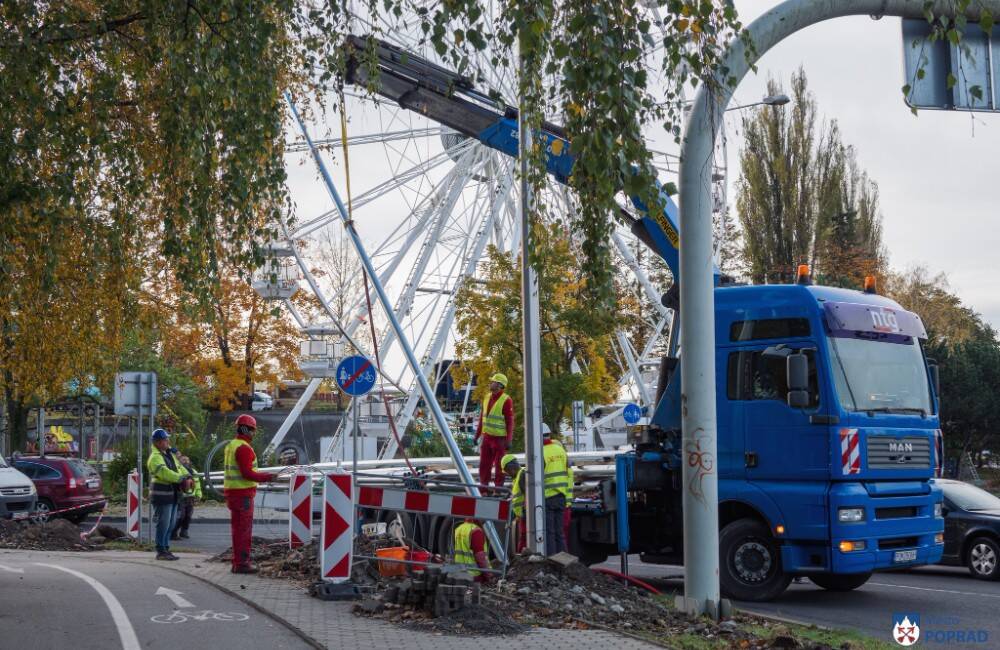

{"left": 375, "top": 546, "right": 409, "bottom": 577}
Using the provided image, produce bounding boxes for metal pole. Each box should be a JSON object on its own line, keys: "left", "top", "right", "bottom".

{"left": 136, "top": 380, "right": 143, "bottom": 545}
{"left": 352, "top": 397, "right": 359, "bottom": 475}
{"left": 676, "top": 0, "right": 1000, "bottom": 621}
{"left": 285, "top": 94, "right": 506, "bottom": 562}
{"left": 518, "top": 42, "right": 546, "bottom": 557}
{"left": 38, "top": 408, "right": 45, "bottom": 458}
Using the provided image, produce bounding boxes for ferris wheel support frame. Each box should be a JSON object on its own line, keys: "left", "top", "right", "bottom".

{"left": 285, "top": 92, "right": 506, "bottom": 561}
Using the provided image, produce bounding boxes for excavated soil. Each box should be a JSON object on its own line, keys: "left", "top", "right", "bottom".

{"left": 0, "top": 519, "right": 131, "bottom": 551}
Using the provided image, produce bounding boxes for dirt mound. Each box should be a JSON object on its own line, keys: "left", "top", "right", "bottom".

{"left": 0, "top": 519, "right": 93, "bottom": 551}
{"left": 210, "top": 535, "right": 389, "bottom": 586}
{"left": 400, "top": 603, "right": 526, "bottom": 636}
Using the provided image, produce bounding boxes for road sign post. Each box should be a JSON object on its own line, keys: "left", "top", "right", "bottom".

{"left": 336, "top": 355, "right": 376, "bottom": 474}
{"left": 678, "top": 0, "right": 1000, "bottom": 621}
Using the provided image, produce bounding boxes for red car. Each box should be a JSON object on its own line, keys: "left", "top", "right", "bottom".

{"left": 13, "top": 456, "right": 106, "bottom": 523}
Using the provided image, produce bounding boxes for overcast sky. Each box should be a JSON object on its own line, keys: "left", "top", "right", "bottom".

{"left": 729, "top": 2, "right": 1000, "bottom": 326}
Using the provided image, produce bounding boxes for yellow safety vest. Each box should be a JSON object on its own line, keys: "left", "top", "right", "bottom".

{"left": 454, "top": 521, "right": 489, "bottom": 577}
{"left": 147, "top": 449, "right": 185, "bottom": 501}
{"left": 223, "top": 438, "right": 257, "bottom": 490}
{"left": 542, "top": 441, "right": 570, "bottom": 499}
{"left": 481, "top": 393, "right": 511, "bottom": 437}
{"left": 511, "top": 468, "right": 525, "bottom": 517}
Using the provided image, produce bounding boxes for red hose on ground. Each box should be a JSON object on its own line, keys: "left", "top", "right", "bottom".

{"left": 593, "top": 567, "right": 662, "bottom": 595}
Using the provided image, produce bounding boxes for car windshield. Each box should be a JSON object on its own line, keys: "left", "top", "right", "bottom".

{"left": 942, "top": 481, "right": 1000, "bottom": 511}
{"left": 827, "top": 335, "right": 932, "bottom": 414}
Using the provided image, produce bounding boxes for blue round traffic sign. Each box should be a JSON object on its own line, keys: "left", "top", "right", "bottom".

{"left": 336, "top": 355, "right": 377, "bottom": 396}
{"left": 623, "top": 403, "right": 642, "bottom": 425}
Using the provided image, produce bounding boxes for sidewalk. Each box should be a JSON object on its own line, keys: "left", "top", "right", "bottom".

{"left": 93, "top": 551, "right": 659, "bottom": 650}
{"left": 101, "top": 503, "right": 288, "bottom": 524}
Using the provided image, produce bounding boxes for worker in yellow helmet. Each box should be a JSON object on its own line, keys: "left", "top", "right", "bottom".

{"left": 501, "top": 453, "right": 525, "bottom": 552}
{"left": 474, "top": 373, "right": 513, "bottom": 488}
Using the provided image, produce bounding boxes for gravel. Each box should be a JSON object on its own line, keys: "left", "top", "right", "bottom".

{"left": 0, "top": 519, "right": 128, "bottom": 551}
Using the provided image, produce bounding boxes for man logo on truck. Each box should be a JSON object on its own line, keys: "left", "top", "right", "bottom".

{"left": 889, "top": 441, "right": 914, "bottom": 453}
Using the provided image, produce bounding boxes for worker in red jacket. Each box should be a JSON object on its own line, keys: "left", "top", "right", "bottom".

{"left": 223, "top": 414, "right": 276, "bottom": 573}
{"left": 474, "top": 373, "right": 514, "bottom": 488}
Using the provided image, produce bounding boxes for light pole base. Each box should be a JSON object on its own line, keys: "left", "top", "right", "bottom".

{"left": 674, "top": 595, "right": 733, "bottom": 621}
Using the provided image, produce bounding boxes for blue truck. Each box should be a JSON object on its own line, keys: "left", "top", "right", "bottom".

{"left": 346, "top": 36, "right": 946, "bottom": 600}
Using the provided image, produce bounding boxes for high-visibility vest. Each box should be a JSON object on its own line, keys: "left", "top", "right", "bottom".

{"left": 454, "top": 521, "right": 489, "bottom": 577}
{"left": 181, "top": 465, "right": 202, "bottom": 499}
{"left": 542, "top": 441, "right": 570, "bottom": 499}
{"left": 511, "top": 468, "right": 525, "bottom": 517}
{"left": 481, "top": 393, "right": 511, "bottom": 437}
{"left": 147, "top": 449, "right": 185, "bottom": 501}
{"left": 223, "top": 438, "right": 257, "bottom": 490}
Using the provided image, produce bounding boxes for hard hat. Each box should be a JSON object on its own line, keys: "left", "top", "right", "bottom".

{"left": 501, "top": 453, "right": 518, "bottom": 470}
{"left": 235, "top": 414, "right": 257, "bottom": 431}
{"left": 151, "top": 428, "right": 170, "bottom": 441}
{"left": 490, "top": 373, "right": 508, "bottom": 387}
{"left": 541, "top": 423, "right": 552, "bottom": 437}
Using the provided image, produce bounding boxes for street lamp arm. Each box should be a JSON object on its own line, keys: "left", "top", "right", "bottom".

{"left": 676, "top": 0, "right": 1000, "bottom": 620}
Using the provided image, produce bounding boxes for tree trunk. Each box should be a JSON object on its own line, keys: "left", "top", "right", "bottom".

{"left": 4, "top": 388, "right": 29, "bottom": 452}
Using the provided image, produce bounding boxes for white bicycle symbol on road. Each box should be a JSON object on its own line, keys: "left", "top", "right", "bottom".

{"left": 151, "top": 609, "right": 249, "bottom": 624}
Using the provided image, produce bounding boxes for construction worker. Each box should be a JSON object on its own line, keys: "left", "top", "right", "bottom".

{"left": 453, "top": 518, "right": 491, "bottom": 581}
{"left": 172, "top": 454, "right": 201, "bottom": 540}
{"left": 224, "top": 414, "right": 276, "bottom": 573}
{"left": 501, "top": 454, "right": 526, "bottom": 552}
{"left": 474, "top": 373, "right": 514, "bottom": 488}
{"left": 542, "top": 424, "right": 570, "bottom": 555}
{"left": 147, "top": 429, "right": 189, "bottom": 561}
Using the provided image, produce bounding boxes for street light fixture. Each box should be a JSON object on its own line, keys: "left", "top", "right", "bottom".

{"left": 725, "top": 93, "right": 791, "bottom": 112}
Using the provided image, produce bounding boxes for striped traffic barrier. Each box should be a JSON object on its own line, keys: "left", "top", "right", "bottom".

{"left": 289, "top": 470, "right": 312, "bottom": 549}
{"left": 356, "top": 485, "right": 510, "bottom": 522}
{"left": 127, "top": 471, "right": 140, "bottom": 539}
{"left": 321, "top": 471, "right": 353, "bottom": 583}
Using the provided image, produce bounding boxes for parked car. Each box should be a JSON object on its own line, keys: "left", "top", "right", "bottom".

{"left": 935, "top": 478, "right": 1000, "bottom": 580}
{"left": 13, "top": 456, "right": 106, "bottom": 523}
{"left": 251, "top": 391, "right": 274, "bottom": 411}
{"left": 0, "top": 455, "right": 36, "bottom": 520}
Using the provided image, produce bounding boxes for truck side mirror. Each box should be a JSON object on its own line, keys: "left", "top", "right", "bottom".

{"left": 787, "top": 352, "right": 809, "bottom": 409}
{"left": 927, "top": 359, "right": 941, "bottom": 398}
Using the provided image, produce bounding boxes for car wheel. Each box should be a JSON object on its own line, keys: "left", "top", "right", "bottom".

{"left": 967, "top": 537, "right": 1000, "bottom": 580}
{"left": 32, "top": 499, "right": 54, "bottom": 524}
{"left": 808, "top": 572, "right": 872, "bottom": 591}
{"left": 720, "top": 518, "right": 792, "bottom": 601}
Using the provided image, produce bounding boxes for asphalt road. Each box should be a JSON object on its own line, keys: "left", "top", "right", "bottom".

{"left": 0, "top": 550, "right": 309, "bottom": 650}
{"left": 84, "top": 518, "right": 1000, "bottom": 645}
{"left": 597, "top": 557, "right": 1000, "bottom": 645}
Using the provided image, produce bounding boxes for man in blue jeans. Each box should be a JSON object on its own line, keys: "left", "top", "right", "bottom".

{"left": 146, "top": 429, "right": 190, "bottom": 560}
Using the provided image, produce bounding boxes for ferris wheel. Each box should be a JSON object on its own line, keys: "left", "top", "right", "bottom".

{"left": 254, "top": 3, "right": 730, "bottom": 462}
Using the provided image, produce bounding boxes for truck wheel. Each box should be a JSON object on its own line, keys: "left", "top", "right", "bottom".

{"left": 808, "top": 572, "right": 871, "bottom": 591}
{"left": 720, "top": 518, "right": 791, "bottom": 601}
{"left": 967, "top": 537, "right": 1000, "bottom": 580}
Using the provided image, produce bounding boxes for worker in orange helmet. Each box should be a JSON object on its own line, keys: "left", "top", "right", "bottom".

{"left": 224, "top": 414, "right": 276, "bottom": 573}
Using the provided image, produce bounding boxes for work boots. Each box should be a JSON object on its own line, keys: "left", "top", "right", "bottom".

{"left": 232, "top": 565, "right": 259, "bottom": 574}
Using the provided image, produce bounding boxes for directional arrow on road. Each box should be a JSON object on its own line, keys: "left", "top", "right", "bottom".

{"left": 155, "top": 587, "right": 195, "bottom": 609}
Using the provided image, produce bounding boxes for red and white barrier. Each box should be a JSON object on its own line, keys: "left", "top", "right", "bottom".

{"left": 321, "top": 471, "right": 353, "bottom": 583}
{"left": 127, "top": 471, "right": 140, "bottom": 539}
{"left": 289, "top": 470, "right": 312, "bottom": 549}
{"left": 840, "top": 428, "right": 861, "bottom": 475}
{"left": 357, "top": 486, "right": 510, "bottom": 522}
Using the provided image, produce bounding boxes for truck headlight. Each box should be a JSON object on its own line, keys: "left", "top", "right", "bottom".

{"left": 838, "top": 507, "right": 865, "bottom": 523}
{"left": 934, "top": 502, "right": 943, "bottom": 518}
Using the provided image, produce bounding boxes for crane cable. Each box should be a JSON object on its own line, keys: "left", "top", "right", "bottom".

{"left": 338, "top": 92, "right": 418, "bottom": 477}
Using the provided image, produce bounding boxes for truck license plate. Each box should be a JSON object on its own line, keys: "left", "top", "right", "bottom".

{"left": 11, "top": 511, "right": 28, "bottom": 521}
{"left": 893, "top": 549, "right": 917, "bottom": 563}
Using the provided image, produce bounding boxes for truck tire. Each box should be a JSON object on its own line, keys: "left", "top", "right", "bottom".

{"left": 720, "top": 518, "right": 791, "bottom": 601}
{"left": 967, "top": 536, "right": 1000, "bottom": 580}
{"left": 808, "top": 572, "right": 871, "bottom": 591}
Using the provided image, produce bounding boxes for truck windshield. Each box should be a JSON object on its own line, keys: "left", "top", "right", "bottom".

{"left": 827, "top": 335, "right": 932, "bottom": 414}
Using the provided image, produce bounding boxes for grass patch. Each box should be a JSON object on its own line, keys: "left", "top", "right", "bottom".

{"left": 746, "top": 622, "right": 895, "bottom": 650}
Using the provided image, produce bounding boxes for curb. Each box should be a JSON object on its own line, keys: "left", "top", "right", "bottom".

{"left": 99, "top": 516, "right": 279, "bottom": 525}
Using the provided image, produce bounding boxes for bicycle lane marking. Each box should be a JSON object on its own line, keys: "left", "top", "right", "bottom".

{"left": 35, "top": 563, "right": 141, "bottom": 650}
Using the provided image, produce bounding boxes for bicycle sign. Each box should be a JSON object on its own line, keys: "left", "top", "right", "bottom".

{"left": 336, "top": 355, "right": 377, "bottom": 396}
{"left": 151, "top": 609, "right": 249, "bottom": 624}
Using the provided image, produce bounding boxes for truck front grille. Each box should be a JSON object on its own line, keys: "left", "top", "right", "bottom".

{"left": 879, "top": 536, "right": 919, "bottom": 550}
{"left": 867, "top": 436, "right": 930, "bottom": 469}
{"left": 0, "top": 487, "right": 31, "bottom": 497}
{"left": 876, "top": 506, "right": 918, "bottom": 519}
